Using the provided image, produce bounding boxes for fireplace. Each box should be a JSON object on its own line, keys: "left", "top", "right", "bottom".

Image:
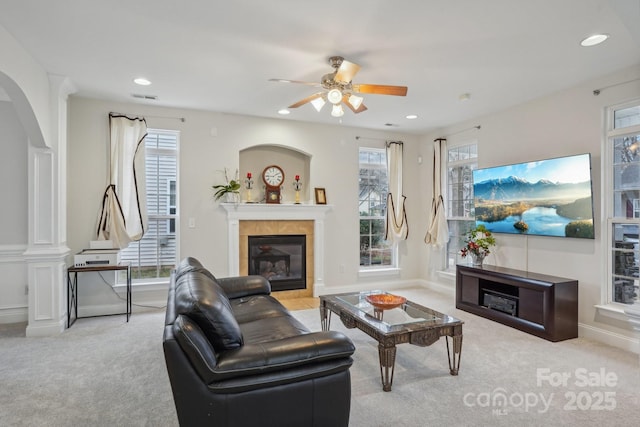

{"left": 248, "top": 235, "right": 306, "bottom": 292}
{"left": 222, "top": 203, "right": 331, "bottom": 297}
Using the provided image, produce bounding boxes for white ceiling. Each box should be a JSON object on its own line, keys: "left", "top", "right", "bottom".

{"left": 1, "top": 0, "right": 639, "bottom": 134}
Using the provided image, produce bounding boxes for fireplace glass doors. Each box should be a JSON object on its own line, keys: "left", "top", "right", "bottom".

{"left": 248, "top": 235, "right": 306, "bottom": 291}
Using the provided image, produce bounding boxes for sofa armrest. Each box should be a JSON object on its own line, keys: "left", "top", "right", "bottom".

{"left": 216, "top": 275, "right": 271, "bottom": 299}
{"left": 212, "top": 331, "right": 355, "bottom": 381}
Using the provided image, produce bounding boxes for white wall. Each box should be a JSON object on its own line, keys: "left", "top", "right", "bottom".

{"left": 67, "top": 97, "right": 423, "bottom": 308}
{"left": 0, "top": 101, "right": 28, "bottom": 244}
{"left": 0, "top": 100, "right": 28, "bottom": 321}
{"left": 422, "top": 64, "right": 640, "bottom": 351}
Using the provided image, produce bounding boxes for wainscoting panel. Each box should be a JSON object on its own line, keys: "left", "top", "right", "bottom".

{"left": 0, "top": 245, "right": 28, "bottom": 323}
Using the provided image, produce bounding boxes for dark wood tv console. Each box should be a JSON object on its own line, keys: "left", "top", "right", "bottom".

{"left": 456, "top": 264, "right": 578, "bottom": 342}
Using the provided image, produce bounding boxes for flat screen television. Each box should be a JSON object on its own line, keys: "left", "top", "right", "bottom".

{"left": 472, "top": 153, "right": 594, "bottom": 239}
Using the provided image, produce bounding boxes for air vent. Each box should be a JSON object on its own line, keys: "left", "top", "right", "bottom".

{"left": 131, "top": 94, "right": 158, "bottom": 100}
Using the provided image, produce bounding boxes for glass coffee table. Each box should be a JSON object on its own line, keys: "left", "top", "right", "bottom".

{"left": 319, "top": 290, "right": 463, "bottom": 391}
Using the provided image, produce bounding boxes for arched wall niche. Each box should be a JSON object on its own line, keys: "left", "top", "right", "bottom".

{"left": 239, "top": 144, "right": 312, "bottom": 204}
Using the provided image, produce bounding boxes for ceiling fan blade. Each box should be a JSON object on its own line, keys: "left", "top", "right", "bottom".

{"left": 288, "top": 92, "right": 324, "bottom": 108}
{"left": 342, "top": 95, "right": 368, "bottom": 113}
{"left": 352, "top": 84, "right": 408, "bottom": 96}
{"left": 269, "top": 78, "right": 321, "bottom": 87}
{"left": 334, "top": 60, "right": 361, "bottom": 83}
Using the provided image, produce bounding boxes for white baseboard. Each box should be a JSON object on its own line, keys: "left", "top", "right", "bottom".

{"left": 25, "top": 318, "right": 66, "bottom": 337}
{"left": 418, "top": 278, "right": 456, "bottom": 296}
{"left": 0, "top": 306, "right": 28, "bottom": 323}
{"left": 579, "top": 322, "right": 639, "bottom": 355}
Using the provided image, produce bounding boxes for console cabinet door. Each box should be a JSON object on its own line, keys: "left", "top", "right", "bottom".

{"left": 518, "top": 288, "right": 545, "bottom": 325}
{"left": 460, "top": 275, "right": 479, "bottom": 305}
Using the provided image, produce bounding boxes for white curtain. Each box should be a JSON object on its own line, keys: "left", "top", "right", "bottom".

{"left": 385, "top": 141, "right": 408, "bottom": 243}
{"left": 96, "top": 114, "right": 148, "bottom": 248}
{"left": 424, "top": 138, "right": 450, "bottom": 246}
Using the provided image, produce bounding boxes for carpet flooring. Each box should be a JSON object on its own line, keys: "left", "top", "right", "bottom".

{"left": 1, "top": 286, "right": 638, "bottom": 426}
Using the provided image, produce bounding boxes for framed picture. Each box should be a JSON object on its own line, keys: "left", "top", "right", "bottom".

{"left": 314, "top": 188, "right": 327, "bottom": 204}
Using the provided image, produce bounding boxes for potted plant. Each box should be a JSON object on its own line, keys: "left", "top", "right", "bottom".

{"left": 212, "top": 168, "right": 241, "bottom": 202}
{"left": 460, "top": 224, "right": 496, "bottom": 267}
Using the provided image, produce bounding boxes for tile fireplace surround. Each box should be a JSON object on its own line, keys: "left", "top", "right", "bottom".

{"left": 221, "top": 203, "right": 332, "bottom": 297}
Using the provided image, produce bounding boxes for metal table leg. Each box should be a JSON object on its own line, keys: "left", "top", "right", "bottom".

{"left": 446, "top": 333, "right": 463, "bottom": 375}
{"left": 320, "top": 302, "right": 331, "bottom": 331}
{"left": 378, "top": 341, "right": 397, "bottom": 392}
{"left": 67, "top": 271, "right": 78, "bottom": 328}
{"left": 126, "top": 264, "right": 131, "bottom": 322}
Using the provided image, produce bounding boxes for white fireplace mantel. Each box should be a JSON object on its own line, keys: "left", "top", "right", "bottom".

{"left": 221, "top": 203, "right": 332, "bottom": 295}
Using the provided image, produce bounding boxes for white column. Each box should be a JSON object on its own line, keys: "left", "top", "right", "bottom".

{"left": 24, "top": 75, "right": 75, "bottom": 337}
{"left": 24, "top": 148, "right": 68, "bottom": 336}
{"left": 227, "top": 218, "right": 240, "bottom": 276}
{"left": 313, "top": 218, "right": 326, "bottom": 296}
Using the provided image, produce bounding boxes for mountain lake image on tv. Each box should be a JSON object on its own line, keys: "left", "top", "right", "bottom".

{"left": 472, "top": 153, "right": 594, "bottom": 239}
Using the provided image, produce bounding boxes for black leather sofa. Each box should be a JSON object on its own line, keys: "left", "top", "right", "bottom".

{"left": 163, "top": 257, "right": 355, "bottom": 427}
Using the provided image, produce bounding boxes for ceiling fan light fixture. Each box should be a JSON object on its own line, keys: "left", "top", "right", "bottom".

{"left": 327, "top": 88, "right": 342, "bottom": 104}
{"left": 331, "top": 104, "right": 344, "bottom": 117}
{"left": 311, "top": 97, "right": 326, "bottom": 112}
{"left": 348, "top": 94, "right": 363, "bottom": 109}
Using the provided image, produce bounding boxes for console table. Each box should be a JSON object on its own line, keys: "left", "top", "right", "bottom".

{"left": 456, "top": 264, "right": 578, "bottom": 341}
{"left": 66, "top": 264, "right": 131, "bottom": 328}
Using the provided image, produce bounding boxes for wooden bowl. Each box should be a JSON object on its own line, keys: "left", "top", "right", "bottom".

{"left": 365, "top": 293, "right": 407, "bottom": 310}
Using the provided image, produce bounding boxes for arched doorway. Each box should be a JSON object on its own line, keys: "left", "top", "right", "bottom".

{"left": 0, "top": 70, "right": 73, "bottom": 336}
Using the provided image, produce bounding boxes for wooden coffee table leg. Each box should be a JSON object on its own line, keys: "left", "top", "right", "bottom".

{"left": 446, "top": 333, "right": 463, "bottom": 375}
{"left": 378, "top": 341, "right": 397, "bottom": 392}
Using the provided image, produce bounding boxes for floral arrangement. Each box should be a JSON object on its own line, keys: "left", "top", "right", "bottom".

{"left": 460, "top": 224, "right": 496, "bottom": 258}
{"left": 212, "top": 168, "right": 241, "bottom": 201}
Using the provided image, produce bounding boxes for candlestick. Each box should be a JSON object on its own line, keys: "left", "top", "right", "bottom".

{"left": 293, "top": 176, "right": 302, "bottom": 204}
{"left": 245, "top": 173, "right": 254, "bottom": 202}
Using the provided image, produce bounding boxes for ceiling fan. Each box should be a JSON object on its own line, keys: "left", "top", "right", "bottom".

{"left": 270, "top": 56, "right": 408, "bottom": 117}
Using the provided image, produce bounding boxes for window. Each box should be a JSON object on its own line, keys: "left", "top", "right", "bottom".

{"left": 445, "top": 142, "right": 478, "bottom": 270}
{"left": 606, "top": 101, "right": 640, "bottom": 304}
{"left": 168, "top": 179, "right": 176, "bottom": 233}
{"left": 120, "top": 129, "right": 179, "bottom": 282}
{"left": 359, "top": 147, "right": 395, "bottom": 268}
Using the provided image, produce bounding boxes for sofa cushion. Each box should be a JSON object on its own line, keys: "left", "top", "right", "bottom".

{"left": 175, "top": 272, "right": 243, "bottom": 352}
{"left": 230, "top": 294, "right": 292, "bottom": 324}
{"left": 240, "top": 315, "right": 309, "bottom": 344}
{"left": 172, "top": 315, "right": 218, "bottom": 384}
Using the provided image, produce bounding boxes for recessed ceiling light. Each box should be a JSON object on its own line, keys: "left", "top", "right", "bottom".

{"left": 278, "top": 109, "right": 290, "bottom": 115}
{"left": 134, "top": 77, "right": 152, "bottom": 86}
{"left": 580, "top": 34, "right": 609, "bottom": 47}
{"left": 406, "top": 114, "right": 418, "bottom": 120}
